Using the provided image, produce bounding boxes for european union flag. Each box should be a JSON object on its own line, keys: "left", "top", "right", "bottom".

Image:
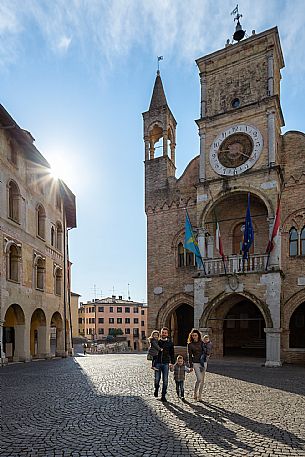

{"left": 184, "top": 211, "right": 205, "bottom": 272}
{"left": 242, "top": 193, "right": 254, "bottom": 259}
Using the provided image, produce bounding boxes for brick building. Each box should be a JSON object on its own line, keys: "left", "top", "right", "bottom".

{"left": 143, "top": 25, "right": 305, "bottom": 365}
{"left": 78, "top": 296, "right": 148, "bottom": 350}
{"left": 0, "top": 104, "right": 77, "bottom": 363}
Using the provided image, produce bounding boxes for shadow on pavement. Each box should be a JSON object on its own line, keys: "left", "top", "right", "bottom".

{"left": 208, "top": 359, "right": 305, "bottom": 396}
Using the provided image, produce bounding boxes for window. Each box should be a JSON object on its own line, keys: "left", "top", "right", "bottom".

{"left": 117, "top": 307, "right": 122, "bottom": 313}
{"left": 178, "top": 242, "right": 184, "bottom": 267}
{"left": 233, "top": 222, "right": 254, "bottom": 255}
{"left": 78, "top": 318, "right": 82, "bottom": 324}
{"left": 54, "top": 267, "right": 62, "bottom": 295}
{"left": 141, "top": 321, "right": 145, "bottom": 327}
{"left": 51, "top": 226, "right": 55, "bottom": 246}
{"left": 98, "top": 328, "right": 104, "bottom": 335}
{"left": 141, "top": 310, "right": 145, "bottom": 315}
{"left": 110, "top": 307, "right": 114, "bottom": 313}
{"left": 141, "top": 331, "right": 146, "bottom": 339}
{"left": 56, "top": 222, "right": 63, "bottom": 251}
{"left": 7, "top": 244, "right": 20, "bottom": 282}
{"left": 186, "top": 251, "right": 195, "bottom": 266}
{"left": 109, "top": 318, "right": 114, "bottom": 324}
{"left": 125, "top": 328, "right": 130, "bottom": 334}
{"left": 117, "top": 318, "right": 122, "bottom": 324}
{"left": 125, "top": 307, "right": 130, "bottom": 313}
{"left": 37, "top": 204, "right": 46, "bottom": 239}
{"left": 98, "top": 318, "right": 104, "bottom": 324}
{"left": 133, "top": 328, "right": 139, "bottom": 337}
{"left": 108, "top": 328, "right": 114, "bottom": 335}
{"left": 125, "top": 318, "right": 130, "bottom": 324}
{"left": 8, "top": 180, "right": 20, "bottom": 223}
{"left": 134, "top": 318, "right": 139, "bottom": 324}
{"left": 301, "top": 227, "right": 305, "bottom": 256}
{"left": 133, "top": 307, "right": 139, "bottom": 314}
{"left": 92, "top": 318, "right": 95, "bottom": 324}
{"left": 289, "top": 228, "right": 298, "bottom": 256}
{"left": 35, "top": 256, "right": 45, "bottom": 291}
{"left": 98, "top": 307, "right": 104, "bottom": 312}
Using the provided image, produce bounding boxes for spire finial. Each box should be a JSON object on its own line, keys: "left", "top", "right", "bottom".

{"left": 231, "top": 5, "right": 246, "bottom": 42}
{"left": 157, "top": 56, "right": 163, "bottom": 74}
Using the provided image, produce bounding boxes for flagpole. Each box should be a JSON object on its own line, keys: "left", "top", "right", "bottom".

{"left": 213, "top": 209, "right": 227, "bottom": 276}
{"left": 265, "top": 194, "right": 281, "bottom": 271}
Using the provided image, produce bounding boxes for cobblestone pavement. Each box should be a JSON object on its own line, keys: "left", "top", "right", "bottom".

{"left": 1, "top": 352, "right": 305, "bottom": 457}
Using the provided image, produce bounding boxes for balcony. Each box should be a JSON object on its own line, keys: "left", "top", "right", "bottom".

{"left": 204, "top": 254, "right": 270, "bottom": 276}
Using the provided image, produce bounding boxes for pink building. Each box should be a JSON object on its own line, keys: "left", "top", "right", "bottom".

{"left": 78, "top": 296, "right": 148, "bottom": 351}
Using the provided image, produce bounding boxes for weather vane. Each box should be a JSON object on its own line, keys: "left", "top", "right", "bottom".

{"left": 231, "top": 4, "right": 246, "bottom": 42}
{"left": 157, "top": 56, "right": 163, "bottom": 74}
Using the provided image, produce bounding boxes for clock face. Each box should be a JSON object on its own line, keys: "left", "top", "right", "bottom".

{"left": 209, "top": 124, "right": 263, "bottom": 176}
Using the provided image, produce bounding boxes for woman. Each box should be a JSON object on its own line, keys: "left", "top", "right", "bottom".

{"left": 187, "top": 329, "right": 207, "bottom": 402}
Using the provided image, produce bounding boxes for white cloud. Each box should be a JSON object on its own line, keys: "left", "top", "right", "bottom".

{"left": 0, "top": 0, "right": 305, "bottom": 82}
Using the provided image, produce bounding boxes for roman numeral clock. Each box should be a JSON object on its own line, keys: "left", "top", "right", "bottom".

{"left": 209, "top": 124, "right": 263, "bottom": 176}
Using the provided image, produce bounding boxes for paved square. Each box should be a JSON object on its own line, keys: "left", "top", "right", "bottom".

{"left": 1, "top": 352, "right": 305, "bottom": 456}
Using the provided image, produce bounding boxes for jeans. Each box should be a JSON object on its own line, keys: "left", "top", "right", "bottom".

{"left": 154, "top": 363, "right": 169, "bottom": 398}
{"left": 193, "top": 362, "right": 207, "bottom": 399}
{"left": 175, "top": 380, "right": 185, "bottom": 398}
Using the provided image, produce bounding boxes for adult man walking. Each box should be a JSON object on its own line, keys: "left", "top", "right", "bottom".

{"left": 154, "top": 327, "right": 175, "bottom": 402}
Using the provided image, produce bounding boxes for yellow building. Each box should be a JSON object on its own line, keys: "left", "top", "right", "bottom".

{"left": 0, "top": 104, "right": 77, "bottom": 363}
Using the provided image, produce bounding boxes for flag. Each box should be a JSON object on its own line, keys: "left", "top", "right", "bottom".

{"left": 231, "top": 5, "right": 238, "bottom": 15}
{"left": 215, "top": 222, "right": 225, "bottom": 259}
{"left": 266, "top": 198, "right": 280, "bottom": 254}
{"left": 242, "top": 193, "right": 254, "bottom": 259}
{"left": 184, "top": 211, "right": 205, "bottom": 270}
{"left": 157, "top": 56, "right": 163, "bottom": 61}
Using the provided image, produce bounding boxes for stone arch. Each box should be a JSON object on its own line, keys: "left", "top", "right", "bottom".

{"left": 199, "top": 187, "right": 274, "bottom": 226}
{"left": 200, "top": 290, "right": 273, "bottom": 328}
{"left": 30, "top": 308, "right": 47, "bottom": 357}
{"left": 282, "top": 289, "right": 305, "bottom": 330}
{"left": 50, "top": 311, "right": 65, "bottom": 357}
{"left": 156, "top": 293, "right": 194, "bottom": 329}
{"left": 3, "top": 304, "right": 26, "bottom": 362}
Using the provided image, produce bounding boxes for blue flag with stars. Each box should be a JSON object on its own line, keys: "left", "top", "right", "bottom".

{"left": 242, "top": 193, "right": 254, "bottom": 259}
{"left": 184, "top": 211, "right": 205, "bottom": 272}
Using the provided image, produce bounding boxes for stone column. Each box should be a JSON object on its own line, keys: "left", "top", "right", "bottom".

{"left": 197, "top": 228, "right": 206, "bottom": 259}
{"left": 265, "top": 328, "right": 282, "bottom": 367}
{"left": 14, "top": 324, "right": 31, "bottom": 362}
{"left": 163, "top": 131, "right": 168, "bottom": 157}
{"left": 37, "top": 325, "right": 50, "bottom": 358}
{"left": 170, "top": 143, "right": 176, "bottom": 165}
{"left": 55, "top": 327, "right": 65, "bottom": 357}
{"left": 199, "top": 131, "right": 206, "bottom": 182}
{"left": 194, "top": 277, "right": 210, "bottom": 329}
{"left": 267, "top": 54, "right": 274, "bottom": 96}
{"left": 267, "top": 110, "right": 276, "bottom": 166}
{"left": 200, "top": 72, "right": 207, "bottom": 118}
{"left": 207, "top": 235, "right": 214, "bottom": 258}
{"left": 144, "top": 139, "right": 149, "bottom": 161}
{"left": 149, "top": 140, "right": 154, "bottom": 160}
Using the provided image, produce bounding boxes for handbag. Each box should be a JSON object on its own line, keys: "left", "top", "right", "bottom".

{"left": 199, "top": 342, "right": 207, "bottom": 367}
{"left": 147, "top": 353, "right": 153, "bottom": 361}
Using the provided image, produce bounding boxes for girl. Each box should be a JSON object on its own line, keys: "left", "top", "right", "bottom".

{"left": 171, "top": 355, "right": 190, "bottom": 400}
{"left": 187, "top": 328, "right": 208, "bottom": 402}
{"left": 147, "top": 330, "right": 162, "bottom": 370}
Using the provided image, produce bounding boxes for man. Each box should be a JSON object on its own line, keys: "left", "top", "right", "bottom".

{"left": 154, "top": 327, "right": 175, "bottom": 402}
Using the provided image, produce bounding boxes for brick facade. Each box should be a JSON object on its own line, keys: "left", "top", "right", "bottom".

{"left": 143, "top": 27, "right": 305, "bottom": 365}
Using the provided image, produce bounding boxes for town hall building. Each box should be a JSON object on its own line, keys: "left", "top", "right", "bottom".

{"left": 143, "top": 23, "right": 305, "bottom": 366}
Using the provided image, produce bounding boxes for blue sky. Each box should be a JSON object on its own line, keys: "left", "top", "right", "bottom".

{"left": 1, "top": 0, "right": 305, "bottom": 303}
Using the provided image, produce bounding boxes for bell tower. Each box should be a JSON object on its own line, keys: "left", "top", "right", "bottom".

{"left": 143, "top": 71, "right": 177, "bottom": 210}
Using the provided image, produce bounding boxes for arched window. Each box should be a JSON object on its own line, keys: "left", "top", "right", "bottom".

{"left": 301, "top": 227, "right": 305, "bottom": 256}
{"left": 178, "top": 243, "right": 185, "bottom": 267}
{"left": 56, "top": 222, "right": 63, "bottom": 251}
{"left": 186, "top": 250, "right": 195, "bottom": 266}
{"left": 8, "top": 180, "right": 20, "bottom": 222}
{"left": 37, "top": 205, "right": 46, "bottom": 239}
{"left": 289, "top": 228, "right": 298, "bottom": 256}
{"left": 289, "top": 302, "right": 305, "bottom": 348}
{"left": 51, "top": 226, "right": 55, "bottom": 247}
{"left": 35, "top": 257, "right": 45, "bottom": 290}
{"left": 232, "top": 223, "right": 254, "bottom": 255}
{"left": 55, "top": 268, "right": 62, "bottom": 296}
{"left": 8, "top": 244, "right": 20, "bottom": 282}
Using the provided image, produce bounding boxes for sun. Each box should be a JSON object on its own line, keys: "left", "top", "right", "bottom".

{"left": 48, "top": 152, "right": 74, "bottom": 187}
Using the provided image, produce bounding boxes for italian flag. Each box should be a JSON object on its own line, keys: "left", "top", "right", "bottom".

{"left": 216, "top": 222, "right": 225, "bottom": 259}
{"left": 266, "top": 198, "right": 281, "bottom": 254}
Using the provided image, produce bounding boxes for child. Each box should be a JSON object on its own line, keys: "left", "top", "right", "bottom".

{"left": 171, "top": 355, "right": 190, "bottom": 400}
{"left": 147, "top": 330, "right": 162, "bottom": 371}
{"left": 201, "top": 335, "right": 213, "bottom": 372}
